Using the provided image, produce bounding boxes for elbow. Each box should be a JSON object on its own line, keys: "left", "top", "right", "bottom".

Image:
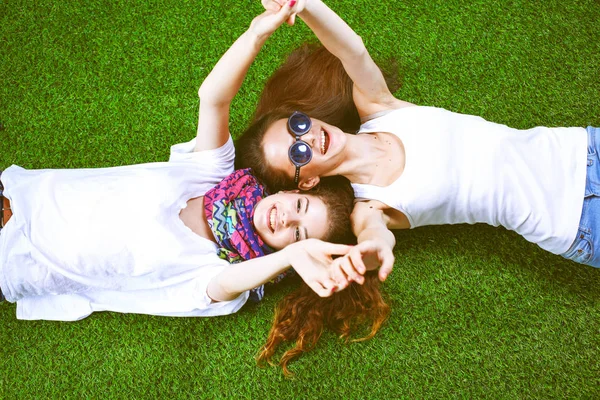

{"left": 197, "top": 87, "right": 220, "bottom": 110}
{"left": 198, "top": 84, "right": 227, "bottom": 108}
{"left": 198, "top": 80, "right": 215, "bottom": 101}
{"left": 198, "top": 84, "right": 208, "bottom": 101}
{"left": 207, "top": 278, "right": 239, "bottom": 303}
{"left": 349, "top": 35, "right": 368, "bottom": 59}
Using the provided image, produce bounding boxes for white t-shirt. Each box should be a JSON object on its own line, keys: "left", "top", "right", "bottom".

{"left": 0, "top": 137, "right": 249, "bottom": 320}
{"left": 352, "top": 106, "right": 587, "bottom": 254}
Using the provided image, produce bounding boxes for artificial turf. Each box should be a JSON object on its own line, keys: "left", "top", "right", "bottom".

{"left": 1, "top": 0, "right": 599, "bottom": 398}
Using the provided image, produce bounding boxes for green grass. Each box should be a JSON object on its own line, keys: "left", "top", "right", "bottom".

{"left": 1, "top": 0, "right": 599, "bottom": 398}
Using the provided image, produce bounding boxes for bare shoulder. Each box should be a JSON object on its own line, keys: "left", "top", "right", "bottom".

{"left": 353, "top": 85, "right": 415, "bottom": 120}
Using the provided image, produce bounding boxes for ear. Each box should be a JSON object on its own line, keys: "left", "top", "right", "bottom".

{"left": 298, "top": 175, "right": 320, "bottom": 190}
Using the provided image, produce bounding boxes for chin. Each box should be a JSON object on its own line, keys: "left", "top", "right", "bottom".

{"left": 264, "top": 238, "right": 282, "bottom": 250}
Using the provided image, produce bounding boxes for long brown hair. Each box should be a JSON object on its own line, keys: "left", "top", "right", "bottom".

{"left": 236, "top": 44, "right": 401, "bottom": 191}
{"left": 257, "top": 272, "right": 390, "bottom": 376}
{"left": 235, "top": 44, "right": 361, "bottom": 191}
{"left": 254, "top": 43, "right": 360, "bottom": 133}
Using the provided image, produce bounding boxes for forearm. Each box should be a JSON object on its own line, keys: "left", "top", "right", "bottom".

{"left": 352, "top": 203, "right": 396, "bottom": 251}
{"left": 358, "top": 225, "right": 395, "bottom": 250}
{"left": 198, "top": 29, "right": 268, "bottom": 107}
{"left": 207, "top": 248, "right": 292, "bottom": 302}
{"left": 299, "top": 0, "right": 366, "bottom": 62}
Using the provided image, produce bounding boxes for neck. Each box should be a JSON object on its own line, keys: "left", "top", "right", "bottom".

{"left": 330, "top": 132, "right": 389, "bottom": 184}
{"left": 179, "top": 196, "right": 217, "bottom": 243}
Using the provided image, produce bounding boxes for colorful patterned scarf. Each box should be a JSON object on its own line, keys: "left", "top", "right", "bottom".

{"left": 204, "top": 168, "right": 282, "bottom": 301}
{"left": 204, "top": 168, "right": 272, "bottom": 263}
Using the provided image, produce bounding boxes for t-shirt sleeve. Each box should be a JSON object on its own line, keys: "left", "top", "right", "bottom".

{"left": 169, "top": 135, "right": 235, "bottom": 170}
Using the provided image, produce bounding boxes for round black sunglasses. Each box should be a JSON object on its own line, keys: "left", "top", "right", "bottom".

{"left": 287, "top": 111, "right": 313, "bottom": 184}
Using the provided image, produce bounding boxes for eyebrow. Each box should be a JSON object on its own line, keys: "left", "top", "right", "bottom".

{"left": 304, "top": 197, "right": 309, "bottom": 239}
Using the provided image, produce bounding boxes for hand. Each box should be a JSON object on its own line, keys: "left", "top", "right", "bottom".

{"left": 249, "top": 1, "right": 299, "bottom": 39}
{"left": 330, "top": 239, "right": 395, "bottom": 287}
{"left": 285, "top": 239, "right": 352, "bottom": 297}
{"left": 261, "top": 0, "right": 307, "bottom": 25}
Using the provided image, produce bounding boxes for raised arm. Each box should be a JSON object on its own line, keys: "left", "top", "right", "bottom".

{"left": 194, "top": 4, "right": 296, "bottom": 152}
{"left": 263, "top": 0, "right": 411, "bottom": 117}
{"left": 207, "top": 239, "right": 352, "bottom": 301}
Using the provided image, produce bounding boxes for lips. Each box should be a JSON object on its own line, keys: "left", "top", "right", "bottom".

{"left": 268, "top": 205, "right": 277, "bottom": 233}
{"left": 320, "top": 128, "right": 330, "bottom": 155}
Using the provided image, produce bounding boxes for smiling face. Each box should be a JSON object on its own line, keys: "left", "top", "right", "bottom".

{"left": 262, "top": 116, "right": 347, "bottom": 190}
{"left": 253, "top": 191, "right": 329, "bottom": 250}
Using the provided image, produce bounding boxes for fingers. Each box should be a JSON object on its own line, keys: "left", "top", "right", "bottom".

{"left": 262, "top": 1, "right": 279, "bottom": 12}
{"left": 348, "top": 248, "right": 367, "bottom": 275}
{"left": 321, "top": 278, "right": 337, "bottom": 294}
{"left": 378, "top": 247, "right": 395, "bottom": 281}
{"left": 338, "top": 255, "right": 364, "bottom": 285}
{"left": 319, "top": 242, "right": 353, "bottom": 257}
{"left": 261, "top": 0, "right": 300, "bottom": 27}
{"left": 286, "top": 13, "right": 296, "bottom": 26}
{"left": 331, "top": 255, "right": 363, "bottom": 286}
{"left": 273, "top": 1, "right": 296, "bottom": 24}
{"left": 307, "top": 278, "right": 337, "bottom": 298}
{"left": 343, "top": 240, "right": 395, "bottom": 282}
{"left": 307, "top": 282, "right": 329, "bottom": 297}
{"left": 275, "top": 0, "right": 297, "bottom": 26}
{"left": 331, "top": 259, "right": 351, "bottom": 289}
{"left": 262, "top": 0, "right": 285, "bottom": 11}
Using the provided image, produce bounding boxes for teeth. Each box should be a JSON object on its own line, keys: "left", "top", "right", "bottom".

{"left": 321, "top": 129, "right": 325, "bottom": 154}
{"left": 269, "top": 207, "right": 276, "bottom": 232}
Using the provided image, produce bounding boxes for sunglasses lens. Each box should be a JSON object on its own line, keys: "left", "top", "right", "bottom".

{"left": 289, "top": 113, "right": 311, "bottom": 135}
{"left": 289, "top": 142, "right": 312, "bottom": 165}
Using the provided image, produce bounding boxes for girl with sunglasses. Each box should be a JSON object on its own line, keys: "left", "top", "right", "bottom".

{"left": 0, "top": 4, "right": 363, "bottom": 321}
{"left": 237, "top": 0, "right": 599, "bottom": 287}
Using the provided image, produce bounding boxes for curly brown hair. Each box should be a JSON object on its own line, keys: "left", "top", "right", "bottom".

{"left": 257, "top": 272, "right": 390, "bottom": 376}
{"left": 241, "top": 45, "right": 398, "bottom": 374}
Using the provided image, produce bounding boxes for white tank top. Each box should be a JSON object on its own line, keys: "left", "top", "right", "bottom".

{"left": 352, "top": 106, "right": 588, "bottom": 254}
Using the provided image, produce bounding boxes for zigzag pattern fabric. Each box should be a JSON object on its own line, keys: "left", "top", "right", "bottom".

{"left": 204, "top": 168, "right": 272, "bottom": 262}
{"left": 204, "top": 168, "right": 274, "bottom": 301}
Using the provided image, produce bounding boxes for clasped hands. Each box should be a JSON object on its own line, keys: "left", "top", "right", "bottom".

{"left": 261, "top": 0, "right": 307, "bottom": 25}
{"left": 247, "top": 0, "right": 309, "bottom": 39}
{"left": 286, "top": 238, "right": 394, "bottom": 298}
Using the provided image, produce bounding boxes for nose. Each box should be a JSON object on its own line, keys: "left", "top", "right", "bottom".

{"left": 302, "top": 128, "right": 317, "bottom": 148}
{"left": 280, "top": 210, "right": 300, "bottom": 227}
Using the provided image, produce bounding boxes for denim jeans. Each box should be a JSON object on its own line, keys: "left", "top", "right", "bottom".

{"left": 561, "top": 126, "right": 600, "bottom": 267}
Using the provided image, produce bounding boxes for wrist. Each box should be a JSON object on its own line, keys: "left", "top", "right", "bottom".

{"left": 299, "top": 0, "right": 314, "bottom": 12}
{"left": 281, "top": 241, "right": 298, "bottom": 264}
{"left": 283, "top": 239, "right": 313, "bottom": 264}
{"left": 299, "top": 0, "right": 320, "bottom": 17}
{"left": 245, "top": 28, "right": 269, "bottom": 47}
